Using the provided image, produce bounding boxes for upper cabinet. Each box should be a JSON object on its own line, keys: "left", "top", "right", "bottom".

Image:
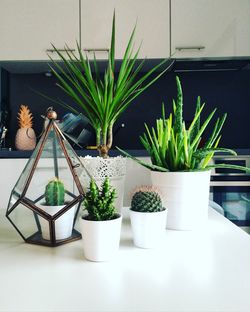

{"left": 0, "top": 0, "right": 79, "bottom": 61}
{"left": 0, "top": 0, "right": 249, "bottom": 62}
{"left": 171, "top": 0, "right": 250, "bottom": 58}
{"left": 81, "top": 0, "right": 170, "bottom": 59}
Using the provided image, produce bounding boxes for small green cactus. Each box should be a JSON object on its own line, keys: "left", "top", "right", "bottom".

{"left": 45, "top": 178, "right": 65, "bottom": 206}
{"left": 131, "top": 186, "right": 163, "bottom": 212}
{"left": 83, "top": 177, "right": 117, "bottom": 221}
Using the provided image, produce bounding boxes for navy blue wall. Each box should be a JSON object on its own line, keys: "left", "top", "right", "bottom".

{"left": 7, "top": 67, "right": 250, "bottom": 150}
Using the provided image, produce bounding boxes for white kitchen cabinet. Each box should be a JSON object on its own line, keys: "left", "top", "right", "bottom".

{"left": 171, "top": 0, "right": 250, "bottom": 58}
{"left": 0, "top": 0, "right": 79, "bottom": 61}
{"left": 81, "top": 0, "right": 170, "bottom": 59}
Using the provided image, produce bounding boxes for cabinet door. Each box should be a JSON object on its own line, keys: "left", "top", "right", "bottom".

{"left": 0, "top": 0, "right": 79, "bottom": 61}
{"left": 81, "top": 0, "right": 170, "bottom": 59}
{"left": 171, "top": 0, "right": 250, "bottom": 58}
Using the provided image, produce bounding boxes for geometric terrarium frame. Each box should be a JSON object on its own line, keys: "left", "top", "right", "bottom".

{"left": 6, "top": 108, "right": 86, "bottom": 247}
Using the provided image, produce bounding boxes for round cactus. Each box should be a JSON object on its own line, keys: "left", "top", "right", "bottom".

{"left": 131, "top": 186, "right": 163, "bottom": 212}
{"left": 45, "top": 178, "right": 65, "bottom": 206}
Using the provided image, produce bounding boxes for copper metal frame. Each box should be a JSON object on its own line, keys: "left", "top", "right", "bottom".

{"left": 6, "top": 111, "right": 86, "bottom": 247}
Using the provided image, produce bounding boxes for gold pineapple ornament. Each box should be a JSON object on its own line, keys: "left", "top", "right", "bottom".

{"left": 15, "top": 105, "right": 36, "bottom": 151}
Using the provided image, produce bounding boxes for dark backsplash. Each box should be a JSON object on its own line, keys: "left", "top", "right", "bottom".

{"left": 2, "top": 62, "right": 250, "bottom": 150}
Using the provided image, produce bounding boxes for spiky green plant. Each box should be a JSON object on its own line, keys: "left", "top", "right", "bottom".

{"left": 131, "top": 186, "right": 163, "bottom": 212}
{"left": 83, "top": 178, "right": 117, "bottom": 221}
{"left": 117, "top": 76, "right": 250, "bottom": 173}
{"left": 45, "top": 12, "right": 172, "bottom": 158}
{"left": 45, "top": 178, "right": 65, "bottom": 206}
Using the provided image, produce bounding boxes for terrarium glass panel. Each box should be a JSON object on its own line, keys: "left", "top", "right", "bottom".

{"left": 63, "top": 138, "right": 85, "bottom": 181}
{"left": 11, "top": 137, "right": 44, "bottom": 197}
{"left": 7, "top": 189, "right": 20, "bottom": 211}
{"left": 7, "top": 203, "right": 39, "bottom": 239}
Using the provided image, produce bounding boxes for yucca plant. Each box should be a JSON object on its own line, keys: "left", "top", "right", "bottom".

{"left": 46, "top": 12, "right": 172, "bottom": 158}
{"left": 117, "top": 76, "right": 250, "bottom": 173}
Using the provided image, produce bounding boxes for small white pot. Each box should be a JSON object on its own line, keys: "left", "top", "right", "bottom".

{"left": 79, "top": 156, "right": 126, "bottom": 213}
{"left": 38, "top": 204, "right": 75, "bottom": 240}
{"left": 151, "top": 170, "right": 211, "bottom": 230}
{"left": 130, "top": 209, "right": 167, "bottom": 249}
{"left": 80, "top": 215, "right": 122, "bottom": 262}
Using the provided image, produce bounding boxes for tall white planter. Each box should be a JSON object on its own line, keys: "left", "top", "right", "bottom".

{"left": 151, "top": 170, "right": 211, "bottom": 230}
{"left": 80, "top": 215, "right": 122, "bottom": 262}
{"left": 80, "top": 156, "right": 126, "bottom": 213}
{"left": 130, "top": 209, "right": 167, "bottom": 248}
{"left": 38, "top": 204, "right": 75, "bottom": 240}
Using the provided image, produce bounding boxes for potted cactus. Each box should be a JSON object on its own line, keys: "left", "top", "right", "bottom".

{"left": 130, "top": 186, "right": 167, "bottom": 249}
{"left": 39, "top": 178, "right": 75, "bottom": 240}
{"left": 80, "top": 177, "right": 122, "bottom": 262}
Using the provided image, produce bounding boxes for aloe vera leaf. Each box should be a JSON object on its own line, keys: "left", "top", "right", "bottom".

{"left": 116, "top": 147, "right": 169, "bottom": 172}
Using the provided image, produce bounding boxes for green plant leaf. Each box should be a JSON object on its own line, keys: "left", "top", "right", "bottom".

{"left": 116, "top": 147, "right": 168, "bottom": 172}
{"left": 173, "top": 76, "right": 183, "bottom": 138}
{"left": 207, "top": 163, "right": 250, "bottom": 173}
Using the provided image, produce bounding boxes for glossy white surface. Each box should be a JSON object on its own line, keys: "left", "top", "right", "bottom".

{"left": 1, "top": 208, "right": 250, "bottom": 312}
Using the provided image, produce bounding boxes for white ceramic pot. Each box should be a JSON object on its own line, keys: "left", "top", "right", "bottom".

{"left": 38, "top": 204, "right": 75, "bottom": 240}
{"left": 130, "top": 208, "right": 167, "bottom": 249}
{"left": 80, "top": 215, "right": 122, "bottom": 262}
{"left": 80, "top": 156, "right": 126, "bottom": 213}
{"left": 151, "top": 170, "right": 211, "bottom": 230}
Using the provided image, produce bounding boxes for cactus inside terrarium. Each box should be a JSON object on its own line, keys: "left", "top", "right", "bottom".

{"left": 45, "top": 178, "right": 65, "bottom": 206}
{"left": 131, "top": 186, "right": 163, "bottom": 212}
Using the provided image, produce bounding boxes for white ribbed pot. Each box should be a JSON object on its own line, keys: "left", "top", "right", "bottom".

{"left": 150, "top": 170, "right": 211, "bottom": 230}
{"left": 38, "top": 204, "right": 75, "bottom": 240}
{"left": 80, "top": 156, "right": 126, "bottom": 213}
{"left": 130, "top": 208, "right": 167, "bottom": 249}
{"left": 80, "top": 214, "right": 122, "bottom": 262}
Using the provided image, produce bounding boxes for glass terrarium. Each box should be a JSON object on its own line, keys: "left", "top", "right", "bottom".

{"left": 6, "top": 108, "right": 86, "bottom": 247}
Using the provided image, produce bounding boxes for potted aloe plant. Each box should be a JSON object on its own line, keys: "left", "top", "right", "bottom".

{"left": 38, "top": 178, "right": 75, "bottom": 240}
{"left": 80, "top": 177, "right": 121, "bottom": 262}
{"left": 118, "top": 76, "right": 250, "bottom": 230}
{"left": 130, "top": 186, "right": 167, "bottom": 248}
{"left": 46, "top": 12, "right": 172, "bottom": 212}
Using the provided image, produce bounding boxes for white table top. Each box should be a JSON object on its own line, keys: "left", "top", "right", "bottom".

{"left": 1, "top": 207, "right": 250, "bottom": 312}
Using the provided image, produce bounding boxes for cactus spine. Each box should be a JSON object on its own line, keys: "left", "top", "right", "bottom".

{"left": 45, "top": 178, "right": 65, "bottom": 206}
{"left": 83, "top": 177, "right": 117, "bottom": 221}
{"left": 131, "top": 186, "right": 163, "bottom": 213}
